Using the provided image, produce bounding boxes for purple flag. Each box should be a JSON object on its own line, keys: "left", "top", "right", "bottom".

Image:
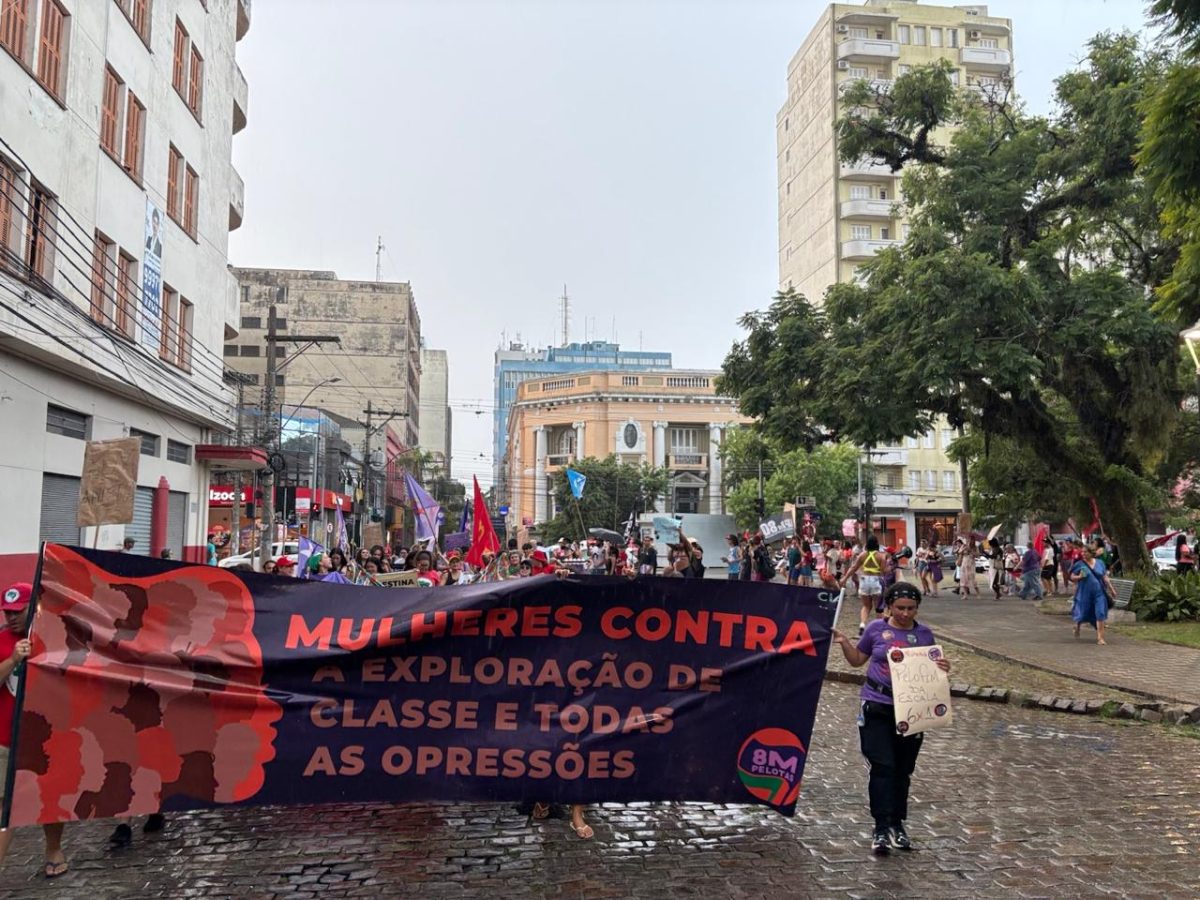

{"left": 405, "top": 473, "right": 442, "bottom": 542}
{"left": 444, "top": 531, "right": 470, "bottom": 551}
{"left": 335, "top": 501, "right": 349, "bottom": 553}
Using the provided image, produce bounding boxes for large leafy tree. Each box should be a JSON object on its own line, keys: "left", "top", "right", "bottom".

{"left": 722, "top": 35, "right": 1190, "bottom": 571}
{"left": 719, "top": 428, "right": 859, "bottom": 533}
{"left": 1140, "top": 0, "right": 1200, "bottom": 322}
{"left": 538, "top": 455, "right": 667, "bottom": 541}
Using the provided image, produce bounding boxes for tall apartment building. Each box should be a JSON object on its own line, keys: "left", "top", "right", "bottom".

{"left": 493, "top": 340, "right": 673, "bottom": 495}
{"left": 418, "top": 347, "right": 451, "bottom": 473}
{"left": 0, "top": 0, "right": 253, "bottom": 580}
{"left": 227, "top": 268, "right": 422, "bottom": 449}
{"left": 778, "top": 0, "right": 1012, "bottom": 546}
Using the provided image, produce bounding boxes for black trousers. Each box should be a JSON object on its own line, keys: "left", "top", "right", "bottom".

{"left": 859, "top": 701, "right": 924, "bottom": 831}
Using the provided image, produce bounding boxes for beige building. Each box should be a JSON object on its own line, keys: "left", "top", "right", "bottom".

{"left": 418, "top": 347, "right": 451, "bottom": 472}
{"left": 227, "top": 268, "right": 421, "bottom": 448}
{"left": 777, "top": 0, "right": 1012, "bottom": 544}
{"left": 505, "top": 371, "right": 751, "bottom": 529}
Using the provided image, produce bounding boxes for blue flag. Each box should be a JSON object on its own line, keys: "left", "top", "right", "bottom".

{"left": 405, "top": 473, "right": 442, "bottom": 542}
{"left": 566, "top": 468, "right": 586, "bottom": 500}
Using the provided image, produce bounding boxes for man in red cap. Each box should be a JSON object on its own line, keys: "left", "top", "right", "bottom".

{"left": 0, "top": 582, "right": 68, "bottom": 877}
{"left": 275, "top": 557, "right": 297, "bottom": 578}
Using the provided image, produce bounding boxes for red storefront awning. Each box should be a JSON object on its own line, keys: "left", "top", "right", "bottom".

{"left": 196, "top": 445, "right": 269, "bottom": 471}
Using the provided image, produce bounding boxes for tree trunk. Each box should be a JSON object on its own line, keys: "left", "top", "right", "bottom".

{"left": 1098, "top": 482, "right": 1150, "bottom": 575}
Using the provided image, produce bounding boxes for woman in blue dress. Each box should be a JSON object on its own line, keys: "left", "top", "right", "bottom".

{"left": 1070, "top": 542, "right": 1114, "bottom": 645}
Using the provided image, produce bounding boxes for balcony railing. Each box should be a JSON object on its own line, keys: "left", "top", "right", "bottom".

{"left": 668, "top": 453, "right": 707, "bottom": 469}
{"left": 870, "top": 449, "right": 908, "bottom": 467}
{"left": 873, "top": 490, "right": 910, "bottom": 509}
{"left": 546, "top": 453, "right": 574, "bottom": 469}
{"left": 960, "top": 46, "right": 1011, "bottom": 70}
{"left": 840, "top": 160, "right": 893, "bottom": 179}
{"left": 842, "top": 239, "right": 902, "bottom": 260}
{"left": 837, "top": 38, "right": 901, "bottom": 61}
{"left": 840, "top": 198, "right": 894, "bottom": 219}
{"left": 232, "top": 63, "right": 248, "bottom": 134}
{"left": 838, "top": 77, "right": 893, "bottom": 96}
{"left": 229, "top": 168, "right": 245, "bottom": 231}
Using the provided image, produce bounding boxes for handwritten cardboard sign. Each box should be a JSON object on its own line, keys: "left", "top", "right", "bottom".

{"left": 77, "top": 437, "right": 141, "bottom": 527}
{"left": 886, "top": 644, "right": 953, "bottom": 736}
{"left": 362, "top": 522, "right": 384, "bottom": 550}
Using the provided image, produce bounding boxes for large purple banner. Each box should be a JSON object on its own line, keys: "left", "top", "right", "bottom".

{"left": 4, "top": 545, "right": 836, "bottom": 827}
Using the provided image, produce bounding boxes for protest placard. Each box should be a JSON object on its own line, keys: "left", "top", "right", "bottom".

{"left": 77, "top": 438, "right": 141, "bottom": 527}
{"left": 886, "top": 645, "right": 953, "bottom": 735}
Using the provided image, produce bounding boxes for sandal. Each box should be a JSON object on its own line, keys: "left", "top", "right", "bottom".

{"left": 532, "top": 802, "right": 551, "bottom": 821}
{"left": 44, "top": 859, "right": 69, "bottom": 879}
{"left": 569, "top": 820, "right": 594, "bottom": 839}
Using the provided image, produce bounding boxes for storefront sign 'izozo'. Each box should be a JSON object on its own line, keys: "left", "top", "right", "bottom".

{"left": 2, "top": 545, "right": 837, "bottom": 828}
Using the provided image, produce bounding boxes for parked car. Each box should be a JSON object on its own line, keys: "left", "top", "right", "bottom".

{"left": 218, "top": 542, "right": 299, "bottom": 571}
{"left": 1151, "top": 545, "right": 1177, "bottom": 574}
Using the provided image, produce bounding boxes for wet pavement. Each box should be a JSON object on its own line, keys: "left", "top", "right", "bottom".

{"left": 4, "top": 682, "right": 1198, "bottom": 899}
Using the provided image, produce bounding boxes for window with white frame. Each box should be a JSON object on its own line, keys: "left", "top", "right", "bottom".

{"left": 948, "top": 28, "right": 958, "bottom": 47}
{"left": 926, "top": 470, "right": 936, "bottom": 490}
{"left": 909, "top": 470, "right": 922, "bottom": 490}
{"left": 669, "top": 427, "right": 699, "bottom": 453}
{"left": 943, "top": 471, "right": 956, "bottom": 491}
{"left": 913, "top": 26, "right": 926, "bottom": 45}
{"left": 851, "top": 224, "right": 871, "bottom": 240}
{"left": 923, "top": 431, "right": 935, "bottom": 449}
{"left": 850, "top": 185, "right": 870, "bottom": 200}
{"left": 848, "top": 66, "right": 868, "bottom": 78}
{"left": 898, "top": 25, "right": 909, "bottom": 43}
{"left": 555, "top": 429, "right": 575, "bottom": 456}
{"left": 930, "top": 27, "right": 942, "bottom": 47}
{"left": 979, "top": 37, "right": 998, "bottom": 48}
{"left": 906, "top": 435, "right": 919, "bottom": 449}
{"left": 941, "top": 428, "right": 955, "bottom": 447}
{"left": 850, "top": 26, "right": 867, "bottom": 38}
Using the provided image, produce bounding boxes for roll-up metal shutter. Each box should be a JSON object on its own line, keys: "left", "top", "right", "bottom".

{"left": 167, "top": 490, "right": 187, "bottom": 560}
{"left": 125, "top": 486, "right": 154, "bottom": 555}
{"left": 39, "top": 474, "right": 82, "bottom": 546}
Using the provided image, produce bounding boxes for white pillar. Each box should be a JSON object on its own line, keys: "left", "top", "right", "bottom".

{"left": 652, "top": 421, "right": 668, "bottom": 512}
{"left": 534, "top": 427, "right": 547, "bottom": 524}
{"left": 573, "top": 421, "right": 585, "bottom": 461}
{"left": 708, "top": 423, "right": 724, "bottom": 514}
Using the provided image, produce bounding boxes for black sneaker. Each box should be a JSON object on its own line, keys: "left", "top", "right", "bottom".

{"left": 871, "top": 830, "right": 890, "bottom": 855}
{"left": 889, "top": 824, "right": 912, "bottom": 850}
{"left": 143, "top": 813, "right": 166, "bottom": 834}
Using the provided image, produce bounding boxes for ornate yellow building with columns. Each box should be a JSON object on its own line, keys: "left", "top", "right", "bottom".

{"left": 504, "top": 371, "right": 751, "bottom": 529}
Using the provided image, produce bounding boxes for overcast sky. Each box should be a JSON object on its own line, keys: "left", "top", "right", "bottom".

{"left": 229, "top": 0, "right": 1152, "bottom": 486}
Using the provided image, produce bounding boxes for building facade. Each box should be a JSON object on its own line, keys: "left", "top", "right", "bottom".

{"left": 0, "top": 0, "right": 253, "bottom": 581}
{"left": 493, "top": 340, "right": 672, "bottom": 495}
{"left": 418, "top": 347, "right": 451, "bottom": 473}
{"left": 504, "top": 370, "right": 751, "bottom": 530}
{"left": 777, "top": 0, "right": 1012, "bottom": 542}
{"left": 227, "top": 268, "right": 422, "bottom": 449}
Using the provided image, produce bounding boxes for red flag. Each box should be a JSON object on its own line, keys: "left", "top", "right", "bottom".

{"left": 1084, "top": 497, "right": 1103, "bottom": 538}
{"left": 465, "top": 476, "right": 501, "bottom": 568}
{"left": 1033, "top": 524, "right": 1049, "bottom": 556}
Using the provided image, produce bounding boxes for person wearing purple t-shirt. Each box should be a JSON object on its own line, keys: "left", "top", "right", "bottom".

{"left": 832, "top": 581, "right": 951, "bottom": 855}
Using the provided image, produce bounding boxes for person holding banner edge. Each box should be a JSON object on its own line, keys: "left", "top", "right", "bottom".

{"left": 831, "top": 581, "right": 951, "bottom": 855}
{"left": 0, "top": 582, "right": 68, "bottom": 878}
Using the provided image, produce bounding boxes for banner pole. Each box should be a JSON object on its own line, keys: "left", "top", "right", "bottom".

{"left": 1, "top": 542, "right": 47, "bottom": 830}
{"left": 573, "top": 496, "right": 587, "bottom": 543}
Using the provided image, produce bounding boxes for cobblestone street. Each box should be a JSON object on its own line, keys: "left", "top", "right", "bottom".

{"left": 4, "top": 682, "right": 1198, "bottom": 899}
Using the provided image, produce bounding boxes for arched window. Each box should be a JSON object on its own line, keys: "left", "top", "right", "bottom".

{"left": 556, "top": 430, "right": 575, "bottom": 456}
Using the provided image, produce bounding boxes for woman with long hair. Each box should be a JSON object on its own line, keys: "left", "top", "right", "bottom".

{"left": 1175, "top": 533, "right": 1195, "bottom": 575}
{"left": 841, "top": 536, "right": 886, "bottom": 636}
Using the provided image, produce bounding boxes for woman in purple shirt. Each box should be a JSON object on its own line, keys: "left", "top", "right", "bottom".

{"left": 832, "top": 581, "right": 951, "bottom": 855}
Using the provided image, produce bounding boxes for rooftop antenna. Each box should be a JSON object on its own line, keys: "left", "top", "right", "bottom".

{"left": 560, "top": 283, "right": 570, "bottom": 347}
{"left": 375, "top": 235, "right": 384, "bottom": 283}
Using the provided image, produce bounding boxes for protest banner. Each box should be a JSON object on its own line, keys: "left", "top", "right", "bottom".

{"left": 886, "top": 645, "right": 953, "bottom": 736}
{"left": 2, "top": 544, "right": 838, "bottom": 828}
{"left": 77, "top": 438, "right": 141, "bottom": 528}
{"left": 758, "top": 513, "right": 795, "bottom": 545}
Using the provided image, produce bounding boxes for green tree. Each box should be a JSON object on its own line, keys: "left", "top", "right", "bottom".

{"left": 1140, "top": 0, "right": 1200, "bottom": 322}
{"left": 722, "top": 37, "right": 1189, "bottom": 571}
{"left": 538, "top": 456, "right": 667, "bottom": 541}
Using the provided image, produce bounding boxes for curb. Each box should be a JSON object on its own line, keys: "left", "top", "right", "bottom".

{"left": 821, "top": 668, "right": 1200, "bottom": 726}
{"left": 931, "top": 630, "right": 1199, "bottom": 707}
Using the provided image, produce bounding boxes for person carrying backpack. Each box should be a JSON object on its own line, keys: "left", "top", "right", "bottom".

{"left": 751, "top": 534, "right": 775, "bottom": 583}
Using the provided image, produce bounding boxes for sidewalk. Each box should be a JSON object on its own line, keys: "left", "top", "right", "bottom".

{"left": 908, "top": 581, "right": 1200, "bottom": 705}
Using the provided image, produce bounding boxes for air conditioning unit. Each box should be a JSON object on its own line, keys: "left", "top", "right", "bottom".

{"left": 836, "top": 24, "right": 850, "bottom": 34}
{"left": 968, "top": 30, "right": 981, "bottom": 39}
{"left": 837, "top": 60, "right": 850, "bottom": 70}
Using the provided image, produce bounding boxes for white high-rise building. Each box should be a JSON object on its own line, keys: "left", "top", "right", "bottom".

{"left": 0, "top": 0, "right": 253, "bottom": 578}
{"left": 419, "top": 347, "right": 451, "bottom": 474}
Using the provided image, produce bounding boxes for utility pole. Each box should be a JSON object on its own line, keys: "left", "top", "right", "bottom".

{"left": 258, "top": 300, "right": 341, "bottom": 571}
{"left": 362, "top": 401, "right": 409, "bottom": 546}
{"left": 223, "top": 370, "right": 255, "bottom": 556}
{"left": 376, "top": 236, "right": 384, "bottom": 283}
{"left": 957, "top": 424, "right": 971, "bottom": 515}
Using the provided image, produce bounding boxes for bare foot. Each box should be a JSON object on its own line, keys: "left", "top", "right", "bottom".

{"left": 1073, "top": 623, "right": 1081, "bottom": 639}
